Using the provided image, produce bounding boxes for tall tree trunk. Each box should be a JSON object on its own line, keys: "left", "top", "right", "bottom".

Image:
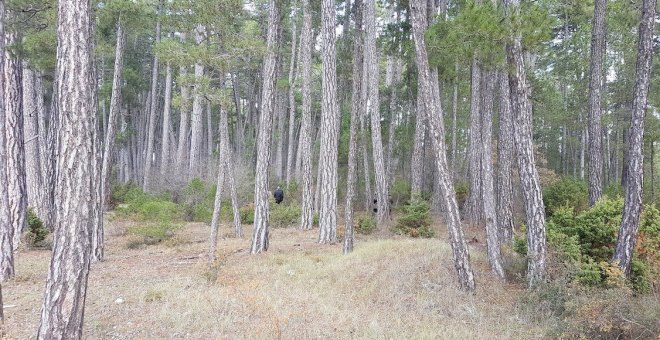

{"left": 35, "top": 74, "right": 47, "bottom": 182}
{"left": 275, "top": 91, "right": 285, "bottom": 181}
{"left": 176, "top": 64, "right": 190, "bottom": 178}
{"left": 481, "top": 71, "right": 505, "bottom": 279}
{"left": 101, "top": 18, "right": 125, "bottom": 209}
{"left": 22, "top": 65, "right": 44, "bottom": 217}
{"left": 464, "top": 58, "right": 482, "bottom": 223}
{"left": 160, "top": 61, "right": 172, "bottom": 176}
{"left": 4, "top": 32, "right": 26, "bottom": 251}
{"left": 410, "top": 91, "right": 425, "bottom": 196}
{"left": 189, "top": 25, "right": 205, "bottom": 179}
{"left": 497, "top": 71, "right": 515, "bottom": 244}
{"left": 299, "top": 0, "right": 314, "bottom": 231}
{"left": 360, "top": 117, "right": 372, "bottom": 211}
{"left": 285, "top": 21, "right": 298, "bottom": 186}
{"left": 587, "top": 0, "right": 607, "bottom": 206}
{"left": 0, "top": 0, "right": 14, "bottom": 282}
{"left": 143, "top": 2, "right": 162, "bottom": 191}
{"left": 612, "top": 0, "right": 656, "bottom": 275}
{"left": 410, "top": 0, "right": 475, "bottom": 292}
{"left": 504, "top": 0, "right": 547, "bottom": 288}
{"left": 451, "top": 68, "right": 458, "bottom": 172}
{"left": 318, "top": 0, "right": 340, "bottom": 244}
{"left": 363, "top": 0, "right": 389, "bottom": 224}
{"left": 38, "top": 0, "right": 97, "bottom": 335}
{"left": 344, "top": 0, "right": 364, "bottom": 254}
{"left": 250, "top": 0, "right": 280, "bottom": 253}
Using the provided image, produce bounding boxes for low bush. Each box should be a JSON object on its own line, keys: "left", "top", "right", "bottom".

{"left": 355, "top": 213, "right": 376, "bottom": 235}
{"left": 543, "top": 177, "right": 588, "bottom": 216}
{"left": 23, "top": 209, "right": 49, "bottom": 248}
{"left": 125, "top": 222, "right": 183, "bottom": 249}
{"left": 270, "top": 204, "right": 301, "bottom": 228}
{"left": 393, "top": 197, "right": 434, "bottom": 238}
{"left": 181, "top": 178, "right": 215, "bottom": 222}
{"left": 240, "top": 203, "right": 255, "bottom": 224}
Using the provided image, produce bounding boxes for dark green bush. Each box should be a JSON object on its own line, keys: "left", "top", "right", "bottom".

{"left": 393, "top": 197, "right": 434, "bottom": 238}
{"left": 543, "top": 177, "right": 588, "bottom": 216}
{"left": 355, "top": 213, "right": 376, "bottom": 235}
{"left": 24, "top": 208, "right": 49, "bottom": 247}
{"left": 270, "top": 204, "right": 301, "bottom": 228}
{"left": 240, "top": 204, "right": 255, "bottom": 224}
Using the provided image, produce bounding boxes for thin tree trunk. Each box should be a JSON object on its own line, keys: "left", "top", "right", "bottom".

{"left": 587, "top": 0, "right": 607, "bottom": 206}
{"left": 251, "top": 0, "right": 280, "bottom": 253}
{"left": 299, "top": 0, "right": 314, "bottom": 230}
{"left": 275, "top": 91, "right": 285, "bottom": 181}
{"left": 189, "top": 25, "right": 205, "bottom": 179}
{"left": 481, "top": 71, "right": 505, "bottom": 279}
{"left": 464, "top": 58, "right": 482, "bottom": 223}
{"left": 206, "top": 100, "right": 213, "bottom": 178}
{"left": 38, "top": 0, "right": 97, "bottom": 335}
{"left": 0, "top": 0, "right": 15, "bottom": 282}
{"left": 160, "top": 61, "right": 172, "bottom": 176}
{"left": 363, "top": 0, "right": 389, "bottom": 224}
{"left": 504, "top": 0, "right": 547, "bottom": 288}
{"left": 497, "top": 71, "right": 515, "bottom": 244}
{"left": 35, "top": 73, "right": 47, "bottom": 182}
{"left": 176, "top": 64, "right": 190, "bottom": 178}
{"left": 613, "top": 0, "right": 656, "bottom": 275}
{"left": 451, "top": 67, "right": 458, "bottom": 172}
{"left": 410, "top": 0, "right": 476, "bottom": 292}
{"left": 143, "top": 2, "right": 162, "bottom": 191}
{"left": 344, "top": 0, "right": 363, "bottom": 254}
{"left": 410, "top": 91, "right": 425, "bottom": 196}
{"left": 318, "top": 0, "right": 340, "bottom": 244}
{"left": 4, "top": 32, "right": 27, "bottom": 251}
{"left": 285, "top": 21, "right": 298, "bottom": 186}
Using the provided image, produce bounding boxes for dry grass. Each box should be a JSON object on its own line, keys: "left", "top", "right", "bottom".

{"left": 3, "top": 219, "right": 547, "bottom": 339}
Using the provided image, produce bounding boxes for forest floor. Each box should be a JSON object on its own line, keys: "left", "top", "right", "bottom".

{"left": 3, "top": 218, "right": 550, "bottom": 339}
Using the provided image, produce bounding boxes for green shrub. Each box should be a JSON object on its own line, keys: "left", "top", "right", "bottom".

{"left": 182, "top": 178, "right": 214, "bottom": 222}
{"left": 390, "top": 179, "right": 411, "bottom": 208}
{"left": 355, "top": 213, "right": 376, "bottom": 235}
{"left": 393, "top": 197, "right": 434, "bottom": 238}
{"left": 543, "top": 177, "right": 588, "bottom": 216}
{"left": 270, "top": 204, "right": 301, "bottom": 228}
{"left": 455, "top": 182, "right": 469, "bottom": 210}
{"left": 114, "top": 185, "right": 182, "bottom": 223}
{"left": 126, "top": 222, "right": 182, "bottom": 248}
{"left": 240, "top": 204, "right": 255, "bottom": 224}
{"left": 24, "top": 209, "right": 49, "bottom": 247}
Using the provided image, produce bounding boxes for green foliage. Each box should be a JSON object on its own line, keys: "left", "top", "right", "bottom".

{"left": 113, "top": 184, "right": 182, "bottom": 223}
{"left": 542, "top": 177, "right": 588, "bottom": 216}
{"left": 355, "top": 213, "right": 376, "bottom": 235}
{"left": 455, "top": 182, "right": 469, "bottom": 210}
{"left": 394, "top": 197, "right": 434, "bottom": 238}
{"left": 126, "top": 222, "right": 183, "bottom": 249}
{"left": 182, "top": 178, "right": 215, "bottom": 222}
{"left": 24, "top": 209, "right": 49, "bottom": 247}
{"left": 240, "top": 204, "right": 255, "bottom": 224}
{"left": 389, "top": 179, "right": 411, "bottom": 209}
{"left": 270, "top": 204, "right": 301, "bottom": 228}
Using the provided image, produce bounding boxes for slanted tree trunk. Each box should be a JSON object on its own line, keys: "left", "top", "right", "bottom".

{"left": 587, "top": 0, "right": 607, "bottom": 206}
{"left": 251, "top": 0, "right": 280, "bottom": 253}
{"left": 37, "top": 0, "right": 97, "bottom": 335}
{"left": 410, "top": 0, "right": 475, "bottom": 292}
{"left": 22, "top": 64, "right": 44, "bottom": 217}
{"left": 285, "top": 21, "right": 298, "bottom": 186}
{"left": 299, "top": 0, "right": 314, "bottom": 231}
{"left": 101, "top": 18, "right": 125, "bottom": 208}
{"left": 363, "top": 0, "right": 389, "bottom": 224}
{"left": 0, "top": 0, "right": 15, "bottom": 282}
{"left": 318, "top": 0, "right": 340, "bottom": 244}
{"left": 189, "top": 25, "right": 205, "bottom": 179}
{"left": 481, "top": 71, "right": 505, "bottom": 279}
{"left": 4, "top": 32, "right": 26, "bottom": 251}
{"left": 143, "top": 2, "right": 162, "bottom": 191}
{"left": 612, "top": 0, "right": 656, "bottom": 275}
{"left": 344, "top": 0, "right": 364, "bottom": 254}
{"left": 464, "top": 58, "right": 482, "bottom": 223}
{"left": 504, "top": 0, "right": 547, "bottom": 288}
{"left": 497, "top": 70, "right": 515, "bottom": 244}
{"left": 160, "top": 61, "right": 172, "bottom": 176}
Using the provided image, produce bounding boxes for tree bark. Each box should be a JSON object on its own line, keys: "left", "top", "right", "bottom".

{"left": 481, "top": 71, "right": 505, "bottom": 279}
{"left": 176, "top": 63, "right": 190, "bottom": 178}
{"left": 37, "top": 0, "right": 97, "bottom": 335}
{"left": 250, "top": 0, "right": 280, "bottom": 253}
{"left": 464, "top": 58, "right": 482, "bottom": 223}
{"left": 497, "top": 70, "right": 515, "bottom": 244}
{"left": 410, "top": 91, "right": 425, "bottom": 196}
{"left": 612, "top": 0, "right": 656, "bottom": 275}
{"left": 22, "top": 64, "right": 44, "bottom": 217}
{"left": 160, "top": 61, "right": 172, "bottom": 176}
{"left": 4, "top": 32, "right": 27, "bottom": 251}
{"left": 363, "top": 0, "right": 389, "bottom": 224}
{"left": 189, "top": 25, "right": 205, "bottom": 179}
{"left": 587, "top": 0, "right": 607, "bottom": 206}
{"left": 143, "top": 2, "right": 162, "bottom": 191}
{"left": 285, "top": 21, "right": 298, "bottom": 186}
{"left": 318, "top": 0, "right": 341, "bottom": 244}
{"left": 410, "top": 0, "right": 475, "bottom": 292}
{"left": 0, "top": 0, "right": 15, "bottom": 282}
{"left": 299, "top": 0, "right": 314, "bottom": 231}
{"left": 344, "top": 0, "right": 364, "bottom": 254}
{"left": 504, "top": 0, "right": 547, "bottom": 288}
